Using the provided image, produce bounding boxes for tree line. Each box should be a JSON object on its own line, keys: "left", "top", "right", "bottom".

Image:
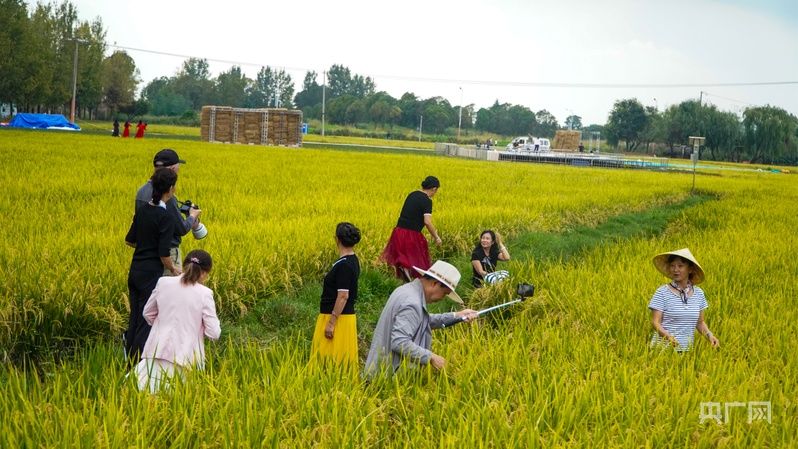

{"left": 0, "top": 0, "right": 143, "bottom": 118}
{"left": 1, "top": 0, "right": 795, "bottom": 164}
{"left": 605, "top": 98, "right": 798, "bottom": 164}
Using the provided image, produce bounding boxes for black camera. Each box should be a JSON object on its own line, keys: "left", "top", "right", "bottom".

{"left": 179, "top": 200, "right": 198, "bottom": 215}
{"left": 516, "top": 283, "right": 535, "bottom": 298}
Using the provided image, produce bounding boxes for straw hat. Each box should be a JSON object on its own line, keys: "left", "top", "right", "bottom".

{"left": 413, "top": 261, "right": 463, "bottom": 304}
{"left": 652, "top": 248, "right": 705, "bottom": 285}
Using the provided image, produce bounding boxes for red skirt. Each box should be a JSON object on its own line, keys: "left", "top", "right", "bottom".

{"left": 381, "top": 227, "right": 430, "bottom": 279}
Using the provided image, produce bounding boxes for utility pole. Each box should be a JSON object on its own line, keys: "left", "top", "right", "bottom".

{"left": 321, "top": 71, "right": 326, "bottom": 137}
{"left": 457, "top": 87, "right": 463, "bottom": 143}
{"left": 418, "top": 115, "right": 423, "bottom": 142}
{"left": 69, "top": 38, "right": 88, "bottom": 124}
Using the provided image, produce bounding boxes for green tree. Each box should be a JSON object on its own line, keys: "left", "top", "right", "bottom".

{"left": 565, "top": 115, "right": 582, "bottom": 130}
{"left": 119, "top": 98, "right": 149, "bottom": 121}
{"left": 534, "top": 109, "right": 559, "bottom": 137}
{"left": 46, "top": 1, "right": 79, "bottom": 110}
{"left": 327, "top": 94, "right": 356, "bottom": 125}
{"left": 74, "top": 18, "right": 106, "bottom": 118}
{"left": 743, "top": 105, "right": 798, "bottom": 164}
{"left": 661, "top": 100, "right": 701, "bottom": 157}
{"left": 369, "top": 100, "right": 390, "bottom": 127}
{"left": 174, "top": 58, "right": 213, "bottom": 110}
{"left": 327, "top": 64, "right": 351, "bottom": 99}
{"left": 247, "top": 66, "right": 294, "bottom": 108}
{"left": 703, "top": 107, "right": 740, "bottom": 161}
{"left": 345, "top": 99, "right": 367, "bottom": 125}
{"left": 423, "top": 104, "right": 450, "bottom": 134}
{"left": 142, "top": 76, "right": 191, "bottom": 116}
{"left": 351, "top": 74, "right": 375, "bottom": 99}
{"left": 294, "top": 71, "right": 322, "bottom": 111}
{"left": 605, "top": 99, "right": 648, "bottom": 152}
{"left": 397, "top": 92, "right": 421, "bottom": 128}
{"left": 213, "top": 65, "right": 250, "bottom": 108}
{"left": 639, "top": 106, "right": 663, "bottom": 154}
{"left": 0, "top": 0, "right": 31, "bottom": 106}
{"left": 101, "top": 50, "right": 139, "bottom": 115}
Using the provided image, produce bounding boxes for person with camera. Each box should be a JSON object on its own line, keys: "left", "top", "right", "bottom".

{"left": 310, "top": 223, "right": 361, "bottom": 366}
{"left": 363, "top": 261, "right": 478, "bottom": 379}
{"left": 381, "top": 176, "right": 443, "bottom": 282}
{"left": 125, "top": 167, "right": 181, "bottom": 367}
{"left": 649, "top": 248, "right": 720, "bottom": 352}
{"left": 471, "top": 230, "right": 511, "bottom": 287}
{"left": 135, "top": 149, "right": 201, "bottom": 276}
{"left": 135, "top": 249, "right": 221, "bottom": 392}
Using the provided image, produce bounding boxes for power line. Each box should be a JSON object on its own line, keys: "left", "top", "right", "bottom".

{"left": 111, "top": 44, "right": 798, "bottom": 89}
{"left": 702, "top": 91, "right": 756, "bottom": 107}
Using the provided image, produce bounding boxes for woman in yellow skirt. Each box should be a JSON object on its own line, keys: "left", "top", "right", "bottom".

{"left": 311, "top": 222, "right": 361, "bottom": 365}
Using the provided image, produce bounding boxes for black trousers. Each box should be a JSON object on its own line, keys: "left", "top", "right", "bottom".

{"left": 126, "top": 268, "right": 162, "bottom": 367}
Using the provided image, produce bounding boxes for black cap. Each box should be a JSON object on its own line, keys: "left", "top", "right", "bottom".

{"left": 153, "top": 149, "right": 186, "bottom": 167}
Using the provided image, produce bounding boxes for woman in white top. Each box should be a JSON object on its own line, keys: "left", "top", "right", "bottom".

{"left": 136, "top": 249, "right": 221, "bottom": 392}
{"left": 648, "top": 248, "right": 720, "bottom": 351}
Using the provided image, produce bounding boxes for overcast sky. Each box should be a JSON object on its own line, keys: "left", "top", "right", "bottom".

{"left": 39, "top": 0, "right": 798, "bottom": 125}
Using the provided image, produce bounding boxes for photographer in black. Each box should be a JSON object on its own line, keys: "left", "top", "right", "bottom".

{"left": 135, "top": 149, "right": 202, "bottom": 275}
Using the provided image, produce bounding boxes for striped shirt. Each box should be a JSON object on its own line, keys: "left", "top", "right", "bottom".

{"left": 648, "top": 284, "right": 708, "bottom": 350}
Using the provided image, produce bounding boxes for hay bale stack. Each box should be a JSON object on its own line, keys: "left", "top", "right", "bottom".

{"left": 209, "top": 106, "right": 234, "bottom": 143}
{"left": 283, "top": 110, "right": 303, "bottom": 146}
{"left": 200, "top": 106, "right": 303, "bottom": 147}
{"left": 242, "top": 110, "right": 264, "bottom": 144}
{"left": 554, "top": 130, "right": 581, "bottom": 150}
{"left": 200, "top": 106, "right": 213, "bottom": 141}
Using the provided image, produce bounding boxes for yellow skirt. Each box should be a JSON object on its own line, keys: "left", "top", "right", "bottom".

{"left": 310, "top": 314, "right": 358, "bottom": 365}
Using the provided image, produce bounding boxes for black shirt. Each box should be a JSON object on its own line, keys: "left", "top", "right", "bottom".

{"left": 125, "top": 203, "right": 176, "bottom": 272}
{"left": 319, "top": 254, "right": 360, "bottom": 315}
{"left": 471, "top": 247, "right": 499, "bottom": 287}
{"left": 396, "top": 191, "right": 432, "bottom": 232}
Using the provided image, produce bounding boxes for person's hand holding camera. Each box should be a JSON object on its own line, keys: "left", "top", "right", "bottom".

{"left": 189, "top": 206, "right": 201, "bottom": 220}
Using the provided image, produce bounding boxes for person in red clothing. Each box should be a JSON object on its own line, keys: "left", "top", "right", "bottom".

{"left": 122, "top": 120, "right": 131, "bottom": 137}
{"left": 134, "top": 120, "right": 147, "bottom": 138}
{"left": 381, "top": 176, "right": 442, "bottom": 282}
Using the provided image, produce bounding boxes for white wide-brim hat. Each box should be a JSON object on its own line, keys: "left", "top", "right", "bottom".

{"left": 413, "top": 260, "right": 463, "bottom": 304}
{"left": 653, "top": 248, "right": 705, "bottom": 285}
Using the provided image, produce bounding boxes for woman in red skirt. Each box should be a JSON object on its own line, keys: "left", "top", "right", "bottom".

{"left": 381, "top": 176, "right": 442, "bottom": 281}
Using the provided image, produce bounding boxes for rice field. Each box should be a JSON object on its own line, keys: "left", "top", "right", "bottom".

{"left": 0, "top": 129, "right": 794, "bottom": 447}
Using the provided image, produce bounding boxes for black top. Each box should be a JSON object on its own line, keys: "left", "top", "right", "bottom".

{"left": 319, "top": 254, "right": 360, "bottom": 315}
{"left": 471, "top": 247, "right": 499, "bottom": 287}
{"left": 396, "top": 190, "right": 433, "bottom": 232}
{"left": 135, "top": 180, "right": 194, "bottom": 247}
{"left": 125, "top": 203, "right": 176, "bottom": 272}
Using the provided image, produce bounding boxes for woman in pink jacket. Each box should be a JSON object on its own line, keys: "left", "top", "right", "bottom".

{"left": 135, "top": 249, "right": 221, "bottom": 392}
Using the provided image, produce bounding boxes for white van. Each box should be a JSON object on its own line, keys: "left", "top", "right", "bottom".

{"left": 506, "top": 136, "right": 551, "bottom": 152}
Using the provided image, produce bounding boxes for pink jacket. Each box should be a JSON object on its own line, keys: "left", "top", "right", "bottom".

{"left": 142, "top": 275, "right": 221, "bottom": 368}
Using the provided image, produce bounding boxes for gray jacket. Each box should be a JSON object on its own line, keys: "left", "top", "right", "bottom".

{"left": 363, "top": 279, "right": 455, "bottom": 378}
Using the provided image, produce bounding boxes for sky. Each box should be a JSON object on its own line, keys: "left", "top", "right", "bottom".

{"left": 35, "top": 0, "right": 798, "bottom": 125}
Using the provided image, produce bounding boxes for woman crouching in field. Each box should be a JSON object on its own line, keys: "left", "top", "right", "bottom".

{"left": 311, "top": 222, "right": 361, "bottom": 366}
{"left": 649, "top": 248, "right": 719, "bottom": 352}
{"left": 136, "top": 250, "right": 221, "bottom": 392}
{"left": 471, "top": 230, "right": 510, "bottom": 287}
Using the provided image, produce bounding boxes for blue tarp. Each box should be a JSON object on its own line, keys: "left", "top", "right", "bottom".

{"left": 8, "top": 113, "right": 80, "bottom": 130}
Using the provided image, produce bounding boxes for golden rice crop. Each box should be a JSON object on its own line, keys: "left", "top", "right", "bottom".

{"left": 0, "top": 129, "right": 795, "bottom": 446}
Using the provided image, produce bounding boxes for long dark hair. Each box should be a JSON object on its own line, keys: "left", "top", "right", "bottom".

{"left": 474, "top": 230, "right": 499, "bottom": 257}
{"left": 181, "top": 249, "right": 213, "bottom": 286}
{"left": 151, "top": 167, "right": 177, "bottom": 204}
{"left": 336, "top": 222, "right": 361, "bottom": 247}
